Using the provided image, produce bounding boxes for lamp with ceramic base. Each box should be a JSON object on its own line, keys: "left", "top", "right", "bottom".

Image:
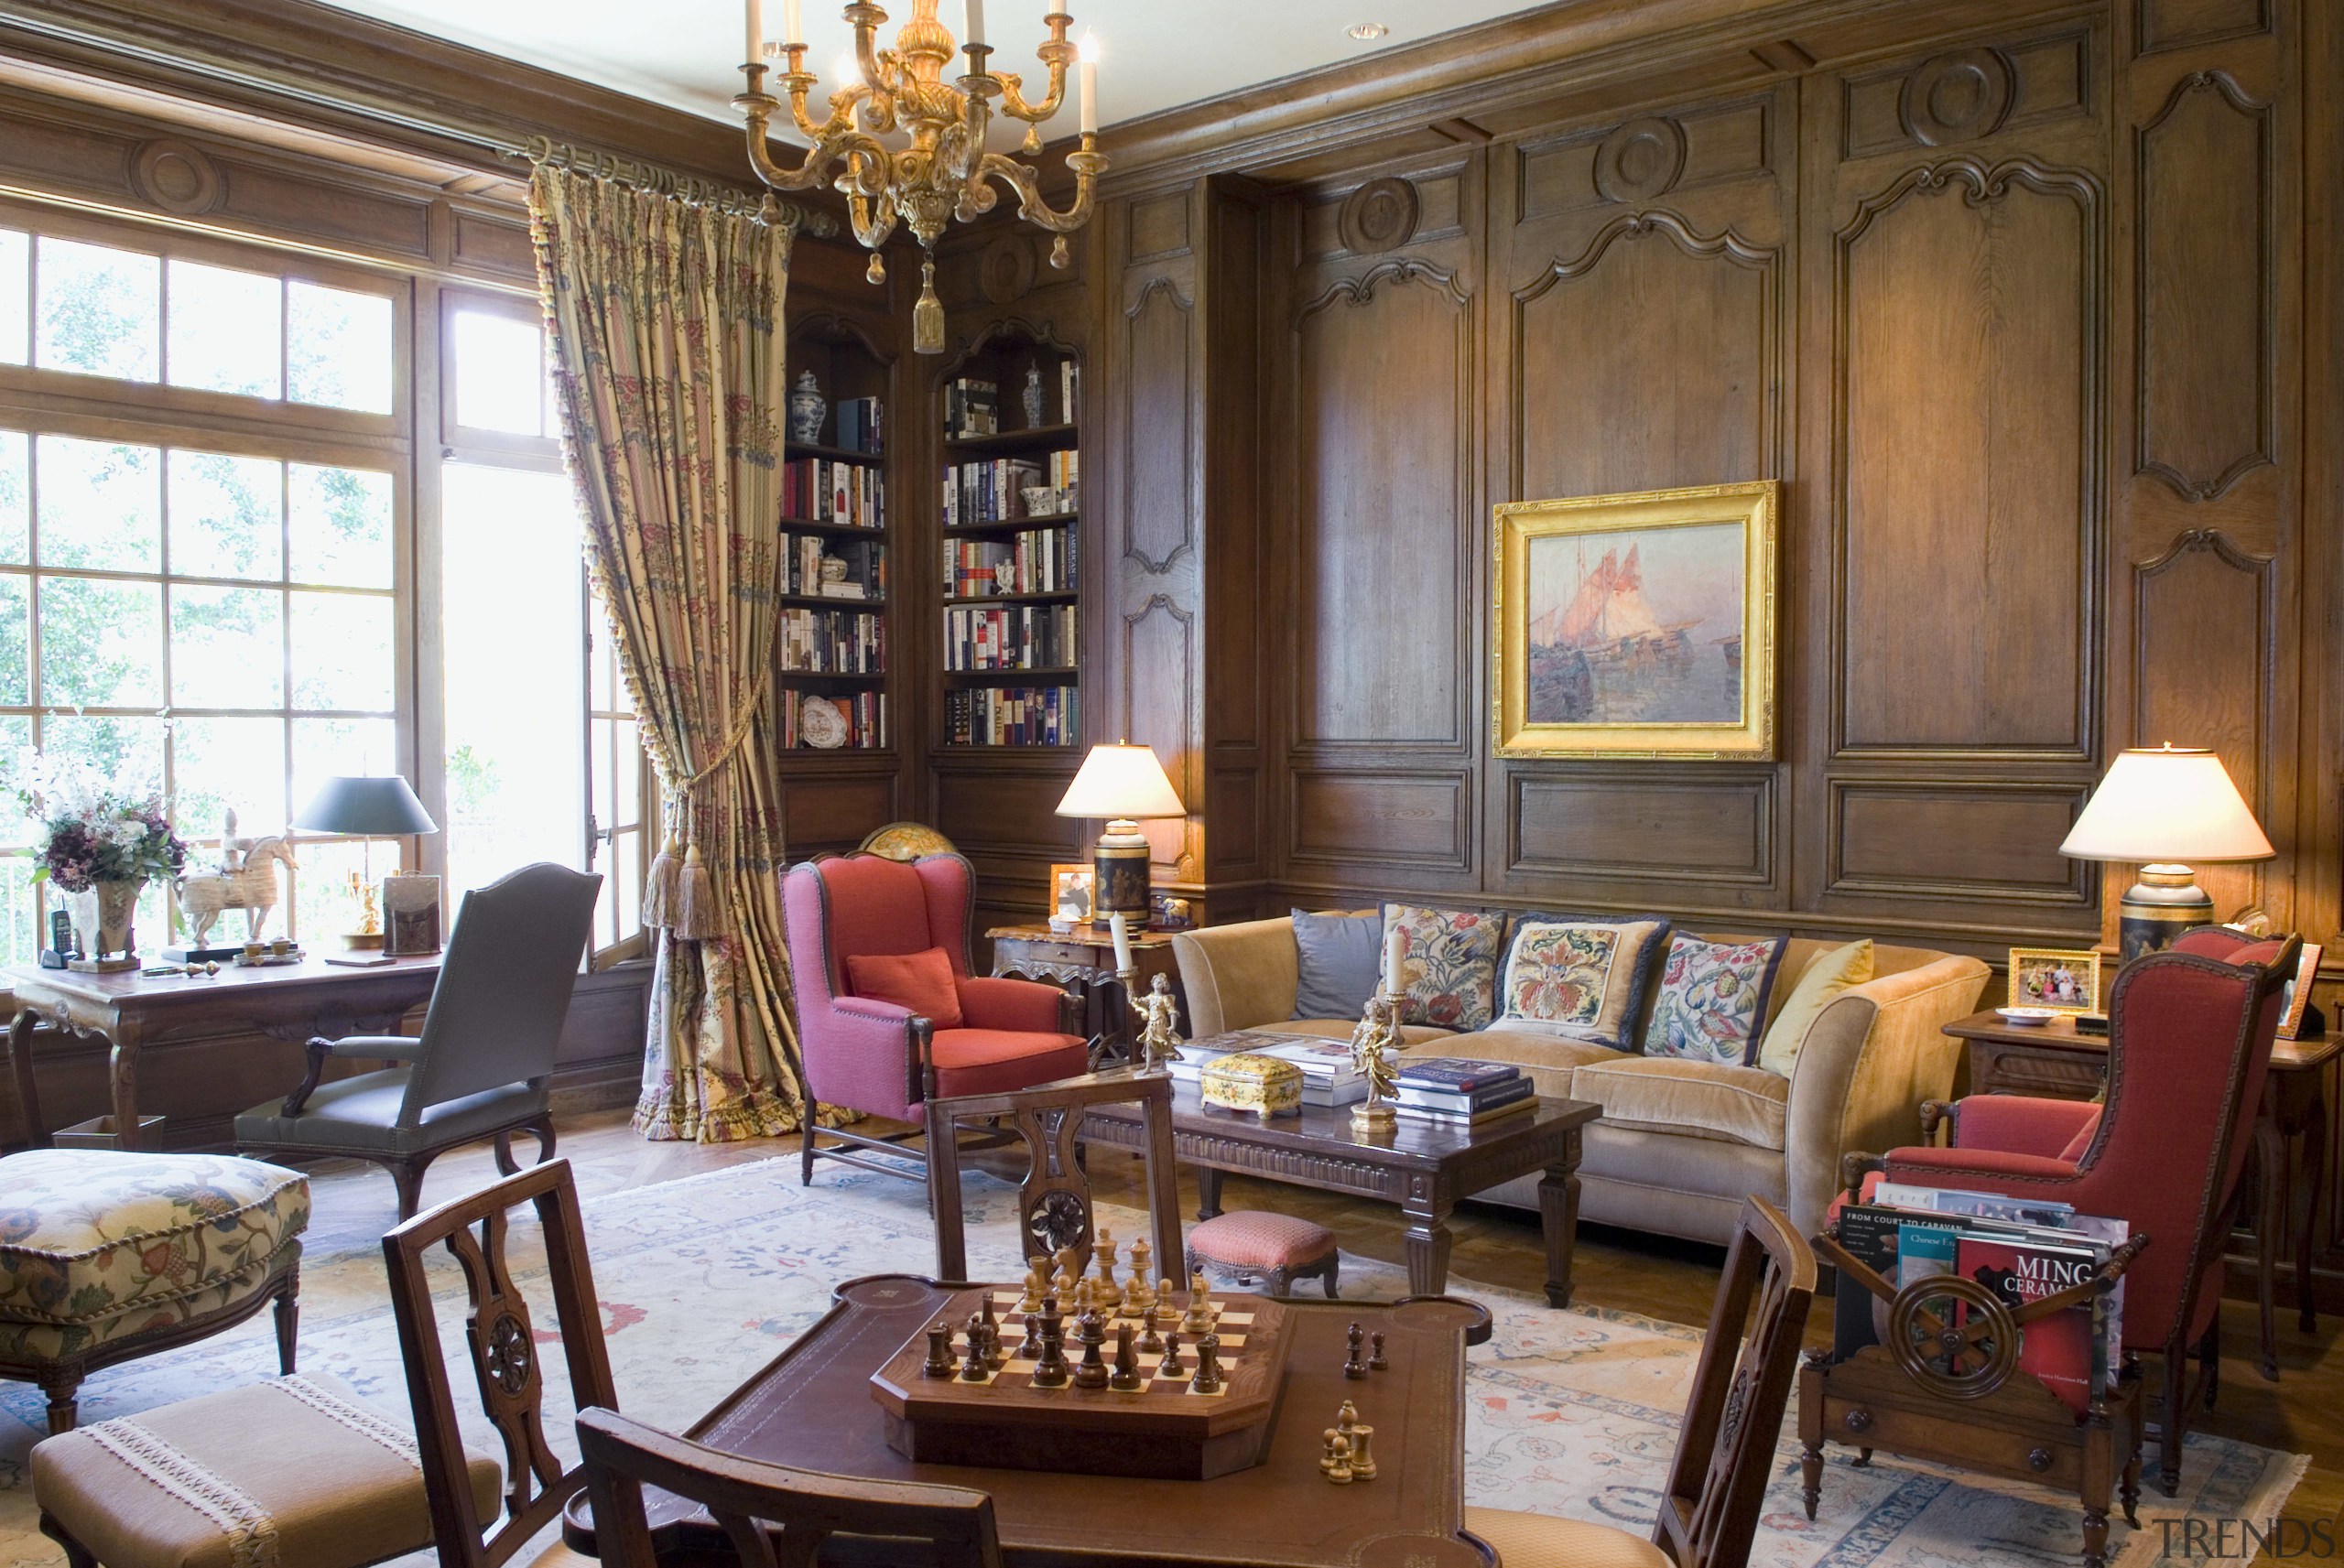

{"left": 2058, "top": 744, "right": 2274, "bottom": 961}
{"left": 1053, "top": 741, "right": 1182, "bottom": 930}
{"left": 293, "top": 775, "right": 440, "bottom": 951}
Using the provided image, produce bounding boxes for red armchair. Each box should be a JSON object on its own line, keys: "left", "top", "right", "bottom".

{"left": 782, "top": 851, "right": 1088, "bottom": 1185}
{"left": 1873, "top": 931, "right": 2298, "bottom": 1495}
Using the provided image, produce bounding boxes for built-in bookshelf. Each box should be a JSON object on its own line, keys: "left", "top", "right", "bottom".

{"left": 779, "top": 320, "right": 892, "bottom": 752}
{"left": 939, "top": 331, "right": 1080, "bottom": 749}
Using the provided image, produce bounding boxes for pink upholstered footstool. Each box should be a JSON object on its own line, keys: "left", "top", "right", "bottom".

{"left": 1184, "top": 1210, "right": 1340, "bottom": 1299}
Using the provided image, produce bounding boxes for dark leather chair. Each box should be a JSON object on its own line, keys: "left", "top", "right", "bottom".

{"left": 783, "top": 851, "right": 1086, "bottom": 1184}
{"left": 1873, "top": 932, "right": 2298, "bottom": 1494}
{"left": 235, "top": 861, "right": 602, "bottom": 1218}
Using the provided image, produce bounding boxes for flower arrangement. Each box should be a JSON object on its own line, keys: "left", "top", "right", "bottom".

{"left": 18, "top": 752, "right": 188, "bottom": 892}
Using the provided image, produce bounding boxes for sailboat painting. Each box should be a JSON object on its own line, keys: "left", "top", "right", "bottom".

{"left": 1493, "top": 481, "right": 1779, "bottom": 759}
{"left": 1525, "top": 524, "right": 1744, "bottom": 725}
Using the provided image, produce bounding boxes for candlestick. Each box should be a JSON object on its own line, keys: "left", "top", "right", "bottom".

{"left": 1111, "top": 910, "right": 1134, "bottom": 973}
{"left": 782, "top": 0, "right": 801, "bottom": 46}
{"left": 1382, "top": 923, "right": 1403, "bottom": 1000}
{"left": 1079, "top": 32, "right": 1100, "bottom": 134}
{"left": 964, "top": 0, "right": 986, "bottom": 48}
{"left": 744, "top": 0, "right": 763, "bottom": 63}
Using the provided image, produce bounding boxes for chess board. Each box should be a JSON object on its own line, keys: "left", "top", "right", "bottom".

{"left": 869, "top": 1285, "right": 1294, "bottom": 1480}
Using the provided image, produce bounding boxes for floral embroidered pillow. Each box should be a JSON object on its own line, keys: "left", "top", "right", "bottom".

{"left": 1642, "top": 933, "right": 1788, "bottom": 1066}
{"left": 1382, "top": 904, "right": 1508, "bottom": 1032}
{"left": 1498, "top": 914, "right": 1672, "bottom": 1050}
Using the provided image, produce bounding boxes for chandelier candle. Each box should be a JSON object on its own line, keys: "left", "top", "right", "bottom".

{"left": 733, "top": 1, "right": 1106, "bottom": 352}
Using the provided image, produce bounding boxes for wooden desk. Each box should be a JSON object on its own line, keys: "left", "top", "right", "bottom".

{"left": 1080, "top": 1052, "right": 1601, "bottom": 1306}
{"left": 985, "top": 922, "right": 1185, "bottom": 1062}
{"left": 562, "top": 1274, "right": 1492, "bottom": 1568}
{"left": 5, "top": 956, "right": 441, "bottom": 1150}
{"left": 1944, "top": 1009, "right": 2339, "bottom": 1377}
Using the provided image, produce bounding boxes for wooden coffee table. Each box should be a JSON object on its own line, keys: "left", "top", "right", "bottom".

{"left": 1080, "top": 1052, "right": 1600, "bottom": 1305}
{"left": 563, "top": 1274, "right": 1494, "bottom": 1568}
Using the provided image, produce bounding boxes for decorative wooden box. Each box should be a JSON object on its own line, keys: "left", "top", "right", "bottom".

{"left": 1199, "top": 1053, "right": 1305, "bottom": 1119}
{"left": 868, "top": 1286, "right": 1292, "bottom": 1479}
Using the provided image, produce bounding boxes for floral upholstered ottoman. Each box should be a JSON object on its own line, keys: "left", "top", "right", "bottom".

{"left": 0, "top": 1149, "right": 309, "bottom": 1432}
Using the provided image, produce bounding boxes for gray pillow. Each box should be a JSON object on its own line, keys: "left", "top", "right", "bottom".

{"left": 1291, "top": 909, "right": 1382, "bottom": 1021}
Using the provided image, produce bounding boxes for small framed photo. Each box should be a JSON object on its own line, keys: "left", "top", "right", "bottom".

{"left": 1047, "top": 863, "right": 1094, "bottom": 924}
{"left": 2009, "top": 947, "right": 2101, "bottom": 1015}
{"left": 2276, "top": 941, "right": 2323, "bottom": 1041}
{"left": 382, "top": 873, "right": 442, "bottom": 957}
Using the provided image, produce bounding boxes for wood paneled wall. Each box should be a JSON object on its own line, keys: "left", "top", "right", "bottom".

{"left": 1084, "top": 0, "right": 2335, "bottom": 979}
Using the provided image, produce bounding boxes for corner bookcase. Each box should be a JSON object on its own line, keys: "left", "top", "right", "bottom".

{"left": 777, "top": 318, "right": 894, "bottom": 754}
{"left": 937, "top": 326, "right": 1081, "bottom": 751}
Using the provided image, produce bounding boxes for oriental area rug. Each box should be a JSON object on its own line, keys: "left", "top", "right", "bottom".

{"left": 0, "top": 1156, "right": 2303, "bottom": 1568}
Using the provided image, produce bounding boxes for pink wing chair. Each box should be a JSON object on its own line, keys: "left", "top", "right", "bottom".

{"left": 1874, "top": 930, "right": 2297, "bottom": 1496}
{"left": 783, "top": 851, "right": 1088, "bottom": 1185}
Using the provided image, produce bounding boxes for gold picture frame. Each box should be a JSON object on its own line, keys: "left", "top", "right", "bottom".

{"left": 1492, "top": 481, "right": 1780, "bottom": 758}
{"left": 2276, "top": 941, "right": 2322, "bottom": 1041}
{"left": 1047, "top": 862, "right": 1095, "bottom": 922}
{"left": 2008, "top": 947, "right": 2102, "bottom": 1015}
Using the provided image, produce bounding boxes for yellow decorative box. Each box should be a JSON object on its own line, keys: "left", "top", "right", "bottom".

{"left": 1199, "top": 1054, "right": 1304, "bottom": 1120}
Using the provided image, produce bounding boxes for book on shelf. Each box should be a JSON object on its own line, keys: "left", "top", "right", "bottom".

{"left": 781, "top": 690, "right": 887, "bottom": 749}
{"left": 833, "top": 395, "right": 884, "bottom": 456}
{"left": 783, "top": 457, "right": 885, "bottom": 529}
{"left": 1829, "top": 1196, "right": 2128, "bottom": 1416}
{"left": 946, "top": 377, "right": 998, "bottom": 438}
{"left": 943, "top": 527, "right": 1078, "bottom": 598}
{"left": 944, "top": 685, "right": 1077, "bottom": 746}
{"left": 777, "top": 608, "right": 885, "bottom": 674}
{"left": 785, "top": 533, "right": 886, "bottom": 600}
{"left": 1059, "top": 359, "right": 1079, "bottom": 425}
{"left": 944, "top": 603, "right": 1077, "bottom": 671}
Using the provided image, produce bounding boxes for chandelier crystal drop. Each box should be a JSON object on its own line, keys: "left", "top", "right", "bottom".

{"left": 735, "top": 1, "right": 1107, "bottom": 352}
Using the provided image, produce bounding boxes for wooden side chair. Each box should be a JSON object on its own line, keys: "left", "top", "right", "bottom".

{"left": 575, "top": 1407, "right": 1004, "bottom": 1568}
{"left": 29, "top": 1158, "right": 613, "bottom": 1568}
{"left": 924, "top": 1071, "right": 1184, "bottom": 1286}
{"left": 1464, "top": 1196, "right": 1817, "bottom": 1568}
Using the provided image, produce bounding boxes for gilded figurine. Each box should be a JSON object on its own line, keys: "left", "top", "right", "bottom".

{"left": 1349, "top": 989, "right": 1401, "bottom": 1130}
{"left": 1133, "top": 970, "right": 1185, "bottom": 1071}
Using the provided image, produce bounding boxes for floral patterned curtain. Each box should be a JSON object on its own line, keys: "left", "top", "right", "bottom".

{"left": 526, "top": 166, "right": 815, "bottom": 1142}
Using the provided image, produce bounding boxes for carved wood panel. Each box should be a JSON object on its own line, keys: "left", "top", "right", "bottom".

{"left": 1122, "top": 278, "right": 1197, "bottom": 571}
{"left": 1510, "top": 773, "right": 1774, "bottom": 884}
{"left": 2134, "top": 70, "right": 2273, "bottom": 499}
{"left": 1289, "top": 771, "right": 1470, "bottom": 871}
{"left": 1833, "top": 157, "right": 2101, "bottom": 758}
{"left": 1829, "top": 782, "right": 2092, "bottom": 903}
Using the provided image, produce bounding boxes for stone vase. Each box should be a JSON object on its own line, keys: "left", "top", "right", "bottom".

{"left": 68, "top": 877, "right": 144, "bottom": 968}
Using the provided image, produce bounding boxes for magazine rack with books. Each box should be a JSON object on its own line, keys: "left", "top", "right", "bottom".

{"left": 1799, "top": 1174, "right": 2150, "bottom": 1568}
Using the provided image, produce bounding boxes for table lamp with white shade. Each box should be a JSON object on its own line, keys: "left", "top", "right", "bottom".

{"left": 2058, "top": 744, "right": 2273, "bottom": 960}
{"left": 1054, "top": 741, "right": 1184, "bottom": 927}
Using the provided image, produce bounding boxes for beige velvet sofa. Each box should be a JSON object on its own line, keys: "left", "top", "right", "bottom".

{"left": 1170, "top": 915, "right": 1989, "bottom": 1246}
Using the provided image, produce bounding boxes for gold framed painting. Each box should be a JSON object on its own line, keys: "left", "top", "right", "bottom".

{"left": 2008, "top": 947, "right": 2102, "bottom": 1015}
{"left": 1492, "top": 481, "right": 1780, "bottom": 759}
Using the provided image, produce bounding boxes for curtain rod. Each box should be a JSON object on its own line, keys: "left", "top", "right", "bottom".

{"left": 510, "top": 136, "right": 837, "bottom": 236}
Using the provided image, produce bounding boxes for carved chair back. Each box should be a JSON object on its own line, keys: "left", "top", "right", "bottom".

{"left": 1654, "top": 1195, "right": 1817, "bottom": 1568}
{"left": 576, "top": 1407, "right": 1005, "bottom": 1568}
{"left": 925, "top": 1072, "right": 1183, "bottom": 1288}
{"left": 382, "top": 1157, "right": 621, "bottom": 1568}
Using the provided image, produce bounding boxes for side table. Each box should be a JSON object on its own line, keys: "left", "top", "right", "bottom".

{"left": 1944, "top": 1009, "right": 2338, "bottom": 1379}
{"left": 985, "top": 922, "right": 1186, "bottom": 1063}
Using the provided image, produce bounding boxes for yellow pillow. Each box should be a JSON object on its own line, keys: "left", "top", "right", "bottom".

{"left": 1755, "top": 938, "right": 1874, "bottom": 1077}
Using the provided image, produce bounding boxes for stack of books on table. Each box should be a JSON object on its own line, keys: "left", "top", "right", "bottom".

{"left": 1831, "top": 1183, "right": 2127, "bottom": 1415}
{"left": 1162, "top": 1034, "right": 1368, "bottom": 1106}
{"left": 1392, "top": 1060, "right": 1536, "bottom": 1126}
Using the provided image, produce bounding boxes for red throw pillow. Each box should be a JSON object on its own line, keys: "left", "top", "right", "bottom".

{"left": 844, "top": 946, "right": 963, "bottom": 1029}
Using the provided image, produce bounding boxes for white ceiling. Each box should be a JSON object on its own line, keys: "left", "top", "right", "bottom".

{"left": 311, "top": 0, "right": 1540, "bottom": 135}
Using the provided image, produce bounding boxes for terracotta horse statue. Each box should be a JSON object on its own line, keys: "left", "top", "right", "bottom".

{"left": 174, "top": 811, "right": 298, "bottom": 946}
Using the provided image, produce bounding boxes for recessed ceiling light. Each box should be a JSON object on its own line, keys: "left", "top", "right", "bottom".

{"left": 1347, "top": 22, "right": 1389, "bottom": 41}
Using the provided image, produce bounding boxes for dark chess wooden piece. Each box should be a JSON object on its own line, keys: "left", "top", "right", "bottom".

{"left": 1137, "top": 1301, "right": 1165, "bottom": 1356}
{"left": 1019, "top": 1297, "right": 1048, "bottom": 1359}
{"left": 1157, "top": 1329, "right": 1184, "bottom": 1379}
{"left": 1343, "top": 1321, "right": 1369, "bottom": 1379}
{"left": 1110, "top": 1322, "right": 1145, "bottom": 1391}
{"left": 1369, "top": 1330, "right": 1388, "bottom": 1371}
{"left": 1031, "top": 1306, "right": 1070, "bottom": 1388}
{"left": 1189, "top": 1331, "right": 1224, "bottom": 1395}
{"left": 959, "top": 1314, "right": 992, "bottom": 1383}
{"left": 921, "top": 1321, "right": 955, "bottom": 1379}
{"left": 1074, "top": 1308, "right": 1111, "bottom": 1390}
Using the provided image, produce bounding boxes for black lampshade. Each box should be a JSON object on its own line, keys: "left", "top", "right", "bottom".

{"left": 294, "top": 775, "right": 439, "bottom": 837}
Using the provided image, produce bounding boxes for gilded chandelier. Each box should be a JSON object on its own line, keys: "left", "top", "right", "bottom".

{"left": 736, "top": 0, "right": 1107, "bottom": 351}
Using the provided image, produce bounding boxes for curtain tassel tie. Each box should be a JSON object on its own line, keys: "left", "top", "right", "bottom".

{"left": 671, "top": 841, "right": 722, "bottom": 941}
{"left": 643, "top": 831, "right": 684, "bottom": 930}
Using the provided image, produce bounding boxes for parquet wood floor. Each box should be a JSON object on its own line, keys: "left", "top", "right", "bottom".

{"left": 297, "top": 1108, "right": 2341, "bottom": 1562}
